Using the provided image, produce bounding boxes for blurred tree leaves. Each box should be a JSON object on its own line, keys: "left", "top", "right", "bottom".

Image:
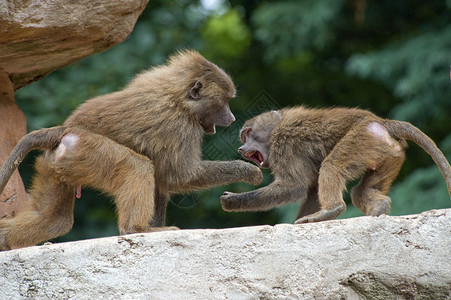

{"left": 202, "top": 9, "right": 251, "bottom": 59}
{"left": 252, "top": 0, "right": 346, "bottom": 62}
{"left": 346, "top": 24, "right": 451, "bottom": 126}
{"left": 12, "top": 0, "right": 451, "bottom": 242}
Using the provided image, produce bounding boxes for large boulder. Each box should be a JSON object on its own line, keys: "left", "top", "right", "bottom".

{"left": 0, "top": 209, "right": 450, "bottom": 299}
{"left": 0, "top": 0, "right": 149, "bottom": 90}
{"left": 0, "top": 0, "right": 148, "bottom": 218}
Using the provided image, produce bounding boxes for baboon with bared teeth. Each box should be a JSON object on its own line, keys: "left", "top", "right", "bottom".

{"left": 221, "top": 107, "right": 451, "bottom": 223}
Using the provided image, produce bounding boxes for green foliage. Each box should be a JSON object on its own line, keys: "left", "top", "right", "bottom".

{"left": 12, "top": 0, "right": 451, "bottom": 242}
{"left": 346, "top": 24, "right": 451, "bottom": 126}
{"left": 389, "top": 166, "right": 449, "bottom": 216}
{"left": 252, "top": 0, "right": 346, "bottom": 62}
{"left": 202, "top": 9, "right": 251, "bottom": 59}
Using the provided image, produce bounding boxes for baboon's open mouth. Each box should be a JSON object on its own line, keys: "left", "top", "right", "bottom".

{"left": 202, "top": 124, "right": 216, "bottom": 134}
{"left": 244, "top": 151, "right": 264, "bottom": 167}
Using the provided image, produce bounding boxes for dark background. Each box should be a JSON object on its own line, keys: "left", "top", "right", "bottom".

{"left": 15, "top": 0, "right": 451, "bottom": 242}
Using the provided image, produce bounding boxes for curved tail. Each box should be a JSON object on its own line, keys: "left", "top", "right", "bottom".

{"left": 0, "top": 126, "right": 66, "bottom": 195}
{"left": 384, "top": 120, "right": 451, "bottom": 198}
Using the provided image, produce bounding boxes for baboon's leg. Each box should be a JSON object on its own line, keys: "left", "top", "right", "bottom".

{"left": 111, "top": 165, "right": 155, "bottom": 235}
{"left": 297, "top": 156, "right": 349, "bottom": 222}
{"left": 296, "top": 186, "right": 320, "bottom": 219}
{"left": 149, "top": 187, "right": 169, "bottom": 227}
{"left": 296, "top": 121, "right": 404, "bottom": 224}
{"left": 351, "top": 153, "right": 405, "bottom": 216}
{"left": 46, "top": 129, "right": 157, "bottom": 235}
{"left": 0, "top": 155, "right": 75, "bottom": 250}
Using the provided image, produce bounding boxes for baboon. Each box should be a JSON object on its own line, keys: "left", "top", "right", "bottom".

{"left": 220, "top": 107, "right": 451, "bottom": 223}
{"left": 0, "top": 50, "right": 263, "bottom": 250}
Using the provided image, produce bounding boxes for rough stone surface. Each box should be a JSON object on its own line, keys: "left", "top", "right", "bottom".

{"left": 0, "top": 0, "right": 149, "bottom": 90}
{"left": 0, "top": 209, "right": 450, "bottom": 299}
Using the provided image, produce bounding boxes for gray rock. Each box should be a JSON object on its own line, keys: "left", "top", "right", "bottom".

{"left": 0, "top": 209, "right": 450, "bottom": 299}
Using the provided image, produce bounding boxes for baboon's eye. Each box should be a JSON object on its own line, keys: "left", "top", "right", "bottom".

{"left": 240, "top": 128, "right": 252, "bottom": 143}
{"left": 240, "top": 133, "right": 246, "bottom": 143}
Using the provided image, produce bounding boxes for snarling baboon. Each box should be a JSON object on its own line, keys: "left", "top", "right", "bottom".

{"left": 221, "top": 107, "right": 450, "bottom": 223}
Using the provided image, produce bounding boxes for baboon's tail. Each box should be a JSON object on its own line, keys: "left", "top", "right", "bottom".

{"left": 0, "top": 126, "right": 66, "bottom": 195}
{"left": 384, "top": 120, "right": 451, "bottom": 198}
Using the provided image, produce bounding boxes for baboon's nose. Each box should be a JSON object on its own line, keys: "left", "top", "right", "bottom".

{"left": 228, "top": 112, "right": 236, "bottom": 125}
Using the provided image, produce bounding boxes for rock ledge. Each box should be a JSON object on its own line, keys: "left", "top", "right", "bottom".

{"left": 0, "top": 209, "right": 450, "bottom": 299}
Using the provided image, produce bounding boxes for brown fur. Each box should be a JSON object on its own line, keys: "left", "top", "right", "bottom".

{"left": 221, "top": 106, "right": 451, "bottom": 223}
{"left": 0, "top": 51, "right": 262, "bottom": 250}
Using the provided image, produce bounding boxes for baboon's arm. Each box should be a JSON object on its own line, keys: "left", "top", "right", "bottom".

{"left": 220, "top": 182, "right": 307, "bottom": 211}
{"left": 184, "top": 160, "right": 263, "bottom": 190}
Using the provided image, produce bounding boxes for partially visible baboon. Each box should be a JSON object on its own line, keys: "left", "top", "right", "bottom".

{"left": 0, "top": 50, "right": 263, "bottom": 250}
{"left": 221, "top": 107, "right": 451, "bottom": 223}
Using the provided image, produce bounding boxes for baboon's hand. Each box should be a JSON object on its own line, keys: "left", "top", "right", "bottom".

{"left": 238, "top": 161, "right": 263, "bottom": 185}
{"left": 220, "top": 191, "right": 240, "bottom": 211}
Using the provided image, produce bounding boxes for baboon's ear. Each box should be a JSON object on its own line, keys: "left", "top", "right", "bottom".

{"left": 190, "top": 80, "right": 202, "bottom": 99}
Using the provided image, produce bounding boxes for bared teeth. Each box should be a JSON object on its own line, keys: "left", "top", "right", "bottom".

{"left": 243, "top": 151, "right": 265, "bottom": 166}
{"left": 257, "top": 152, "right": 264, "bottom": 164}
{"left": 244, "top": 151, "right": 255, "bottom": 158}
